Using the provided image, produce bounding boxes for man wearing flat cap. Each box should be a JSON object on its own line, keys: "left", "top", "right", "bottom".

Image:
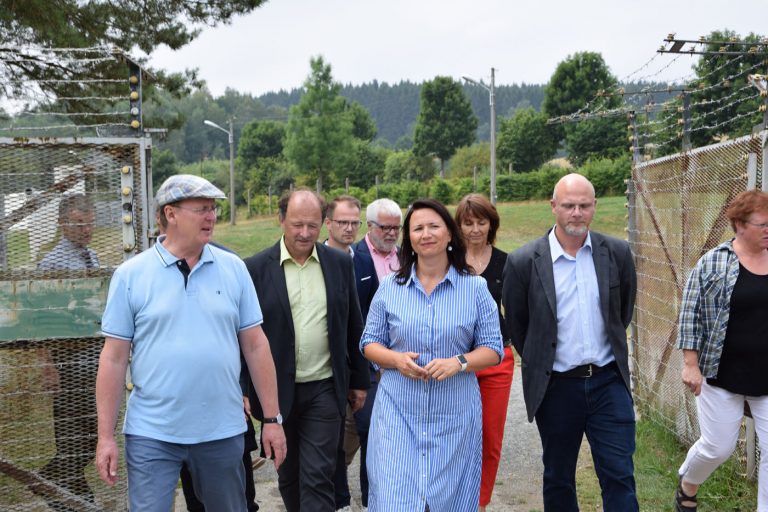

{"left": 95, "top": 174, "right": 286, "bottom": 511}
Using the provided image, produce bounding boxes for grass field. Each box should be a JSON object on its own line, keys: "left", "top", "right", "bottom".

{"left": 212, "top": 195, "right": 629, "bottom": 257}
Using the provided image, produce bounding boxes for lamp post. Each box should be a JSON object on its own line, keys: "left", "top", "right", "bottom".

{"left": 462, "top": 68, "right": 497, "bottom": 205}
{"left": 203, "top": 119, "right": 236, "bottom": 225}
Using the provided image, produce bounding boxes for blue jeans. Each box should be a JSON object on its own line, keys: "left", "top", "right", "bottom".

{"left": 125, "top": 434, "right": 245, "bottom": 512}
{"left": 534, "top": 364, "right": 638, "bottom": 512}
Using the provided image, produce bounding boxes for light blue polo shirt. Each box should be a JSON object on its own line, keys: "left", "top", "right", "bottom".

{"left": 101, "top": 237, "right": 263, "bottom": 444}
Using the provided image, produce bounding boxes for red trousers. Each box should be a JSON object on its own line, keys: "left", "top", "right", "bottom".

{"left": 476, "top": 345, "right": 515, "bottom": 506}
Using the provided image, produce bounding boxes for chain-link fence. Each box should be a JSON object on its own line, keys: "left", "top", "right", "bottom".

{"left": 0, "top": 137, "right": 151, "bottom": 511}
{"left": 629, "top": 130, "right": 766, "bottom": 484}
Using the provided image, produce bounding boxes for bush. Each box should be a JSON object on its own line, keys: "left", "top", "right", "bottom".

{"left": 248, "top": 195, "right": 274, "bottom": 217}
{"left": 496, "top": 173, "right": 540, "bottom": 201}
{"left": 453, "top": 178, "right": 475, "bottom": 202}
{"left": 580, "top": 155, "right": 631, "bottom": 196}
{"left": 391, "top": 181, "right": 428, "bottom": 208}
{"left": 537, "top": 165, "right": 570, "bottom": 199}
{"left": 326, "top": 186, "right": 367, "bottom": 202}
{"left": 430, "top": 179, "right": 455, "bottom": 204}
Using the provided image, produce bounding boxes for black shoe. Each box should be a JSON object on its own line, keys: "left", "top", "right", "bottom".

{"left": 675, "top": 477, "right": 697, "bottom": 512}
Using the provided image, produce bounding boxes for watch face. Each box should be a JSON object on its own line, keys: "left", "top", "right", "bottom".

{"left": 276, "top": 413, "right": 283, "bottom": 425}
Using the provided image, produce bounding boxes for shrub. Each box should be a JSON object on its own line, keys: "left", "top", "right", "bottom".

{"left": 580, "top": 155, "right": 631, "bottom": 196}
{"left": 430, "top": 179, "right": 455, "bottom": 204}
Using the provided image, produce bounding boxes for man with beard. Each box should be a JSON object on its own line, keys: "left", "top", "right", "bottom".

{"left": 353, "top": 198, "right": 402, "bottom": 279}
{"left": 502, "top": 173, "right": 638, "bottom": 512}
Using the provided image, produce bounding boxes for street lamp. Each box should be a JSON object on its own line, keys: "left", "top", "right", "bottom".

{"left": 462, "top": 68, "right": 497, "bottom": 205}
{"left": 203, "top": 119, "right": 236, "bottom": 225}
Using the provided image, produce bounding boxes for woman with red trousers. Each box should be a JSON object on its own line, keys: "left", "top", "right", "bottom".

{"left": 456, "top": 194, "right": 515, "bottom": 511}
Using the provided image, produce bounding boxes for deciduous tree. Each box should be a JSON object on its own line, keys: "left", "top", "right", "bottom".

{"left": 542, "top": 52, "right": 625, "bottom": 166}
{"left": 497, "top": 107, "right": 557, "bottom": 172}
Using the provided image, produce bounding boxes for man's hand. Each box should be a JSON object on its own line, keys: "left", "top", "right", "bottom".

{"left": 95, "top": 436, "right": 120, "bottom": 485}
{"left": 348, "top": 389, "right": 367, "bottom": 413}
{"left": 261, "top": 423, "right": 287, "bottom": 470}
{"left": 243, "top": 396, "right": 251, "bottom": 417}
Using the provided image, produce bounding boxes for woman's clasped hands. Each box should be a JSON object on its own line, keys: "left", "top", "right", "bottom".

{"left": 394, "top": 351, "right": 464, "bottom": 382}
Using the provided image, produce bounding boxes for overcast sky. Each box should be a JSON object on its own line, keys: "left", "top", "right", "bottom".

{"left": 149, "top": 0, "right": 765, "bottom": 97}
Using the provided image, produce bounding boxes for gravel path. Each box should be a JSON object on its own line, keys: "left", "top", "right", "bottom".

{"left": 174, "top": 363, "right": 547, "bottom": 511}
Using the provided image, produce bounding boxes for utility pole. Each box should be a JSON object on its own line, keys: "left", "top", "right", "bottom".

{"left": 462, "top": 68, "right": 497, "bottom": 204}
{"left": 203, "top": 119, "right": 236, "bottom": 225}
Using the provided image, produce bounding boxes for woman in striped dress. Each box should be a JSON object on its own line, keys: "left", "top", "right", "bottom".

{"left": 360, "top": 198, "right": 504, "bottom": 512}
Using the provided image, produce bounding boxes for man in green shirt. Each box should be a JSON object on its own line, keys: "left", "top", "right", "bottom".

{"left": 244, "top": 189, "right": 370, "bottom": 512}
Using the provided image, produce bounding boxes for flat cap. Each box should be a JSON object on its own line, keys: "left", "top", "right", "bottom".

{"left": 155, "top": 174, "right": 226, "bottom": 207}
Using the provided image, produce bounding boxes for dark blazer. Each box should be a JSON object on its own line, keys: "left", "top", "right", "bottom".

{"left": 352, "top": 248, "right": 378, "bottom": 321}
{"left": 244, "top": 242, "right": 370, "bottom": 418}
{"left": 352, "top": 238, "right": 373, "bottom": 260}
{"left": 353, "top": 237, "right": 401, "bottom": 279}
{"left": 502, "top": 230, "right": 636, "bottom": 422}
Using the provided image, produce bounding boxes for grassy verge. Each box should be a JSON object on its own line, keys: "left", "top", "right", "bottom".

{"left": 575, "top": 414, "right": 757, "bottom": 511}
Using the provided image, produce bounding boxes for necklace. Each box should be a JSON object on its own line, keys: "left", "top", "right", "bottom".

{"left": 466, "top": 244, "right": 491, "bottom": 275}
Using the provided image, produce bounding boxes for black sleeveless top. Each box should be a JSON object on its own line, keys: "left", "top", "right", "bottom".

{"left": 479, "top": 247, "right": 510, "bottom": 343}
{"left": 707, "top": 263, "right": 768, "bottom": 396}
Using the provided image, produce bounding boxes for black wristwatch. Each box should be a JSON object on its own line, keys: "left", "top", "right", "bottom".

{"left": 263, "top": 413, "right": 283, "bottom": 425}
{"left": 455, "top": 354, "right": 468, "bottom": 372}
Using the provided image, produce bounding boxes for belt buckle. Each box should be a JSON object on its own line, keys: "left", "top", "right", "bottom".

{"left": 587, "top": 364, "right": 593, "bottom": 377}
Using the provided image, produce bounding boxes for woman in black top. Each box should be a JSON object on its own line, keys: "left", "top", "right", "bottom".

{"left": 455, "top": 193, "right": 515, "bottom": 512}
{"left": 676, "top": 190, "right": 768, "bottom": 512}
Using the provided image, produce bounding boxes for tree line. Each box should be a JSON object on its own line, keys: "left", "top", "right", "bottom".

{"left": 0, "top": 5, "right": 762, "bottom": 211}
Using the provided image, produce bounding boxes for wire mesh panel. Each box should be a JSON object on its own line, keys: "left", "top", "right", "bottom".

{"left": 0, "top": 138, "right": 148, "bottom": 511}
{"left": 630, "top": 131, "right": 764, "bottom": 477}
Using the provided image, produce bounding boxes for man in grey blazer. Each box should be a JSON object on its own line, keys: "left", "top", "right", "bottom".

{"left": 244, "top": 189, "right": 370, "bottom": 512}
{"left": 502, "top": 173, "right": 637, "bottom": 512}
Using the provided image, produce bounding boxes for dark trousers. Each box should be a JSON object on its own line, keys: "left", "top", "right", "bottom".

{"left": 278, "top": 378, "right": 342, "bottom": 512}
{"left": 39, "top": 342, "right": 99, "bottom": 511}
{"left": 333, "top": 376, "right": 377, "bottom": 509}
{"left": 180, "top": 416, "right": 259, "bottom": 511}
{"left": 534, "top": 364, "right": 638, "bottom": 512}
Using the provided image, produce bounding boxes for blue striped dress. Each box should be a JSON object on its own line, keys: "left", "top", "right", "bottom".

{"left": 360, "top": 265, "right": 504, "bottom": 511}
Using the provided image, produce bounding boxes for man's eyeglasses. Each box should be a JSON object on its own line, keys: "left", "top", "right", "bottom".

{"left": 174, "top": 205, "right": 221, "bottom": 217}
{"left": 746, "top": 220, "right": 768, "bottom": 229}
{"left": 330, "top": 219, "right": 362, "bottom": 229}
{"left": 370, "top": 220, "right": 402, "bottom": 233}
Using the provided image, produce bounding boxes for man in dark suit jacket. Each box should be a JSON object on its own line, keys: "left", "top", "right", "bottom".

{"left": 324, "top": 195, "right": 379, "bottom": 510}
{"left": 502, "top": 173, "right": 638, "bottom": 512}
{"left": 244, "top": 189, "right": 370, "bottom": 512}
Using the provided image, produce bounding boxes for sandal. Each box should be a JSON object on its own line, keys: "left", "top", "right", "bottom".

{"left": 675, "top": 478, "right": 698, "bottom": 512}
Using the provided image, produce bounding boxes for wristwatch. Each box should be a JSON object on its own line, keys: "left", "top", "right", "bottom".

{"left": 263, "top": 413, "right": 283, "bottom": 425}
{"left": 455, "top": 354, "right": 468, "bottom": 372}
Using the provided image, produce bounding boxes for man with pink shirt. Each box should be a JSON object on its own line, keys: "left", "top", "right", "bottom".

{"left": 353, "top": 198, "right": 402, "bottom": 279}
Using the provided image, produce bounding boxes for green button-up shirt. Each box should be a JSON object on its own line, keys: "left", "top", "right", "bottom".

{"left": 280, "top": 238, "right": 331, "bottom": 382}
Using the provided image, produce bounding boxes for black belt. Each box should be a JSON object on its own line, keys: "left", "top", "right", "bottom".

{"left": 553, "top": 362, "right": 615, "bottom": 378}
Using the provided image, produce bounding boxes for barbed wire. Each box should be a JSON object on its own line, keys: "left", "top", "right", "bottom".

{"left": 0, "top": 123, "right": 128, "bottom": 132}
{"left": 689, "top": 107, "right": 762, "bottom": 133}
{"left": 0, "top": 45, "right": 140, "bottom": 137}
